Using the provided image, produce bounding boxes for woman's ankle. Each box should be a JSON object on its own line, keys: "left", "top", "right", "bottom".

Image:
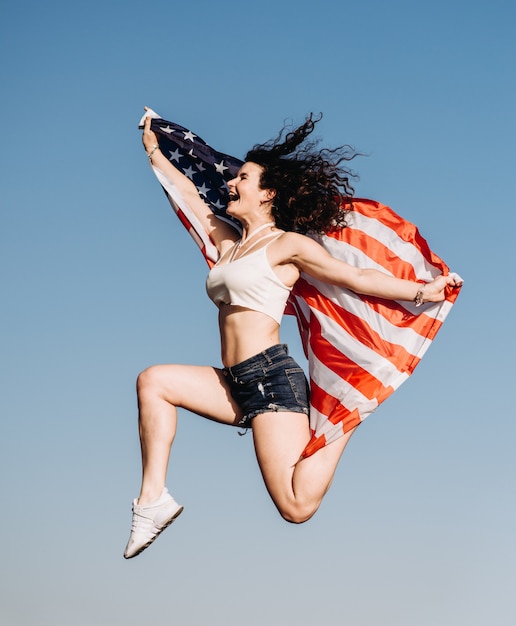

{"left": 137, "top": 485, "right": 165, "bottom": 506}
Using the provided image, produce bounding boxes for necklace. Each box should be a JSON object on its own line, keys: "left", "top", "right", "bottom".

{"left": 229, "top": 221, "right": 276, "bottom": 262}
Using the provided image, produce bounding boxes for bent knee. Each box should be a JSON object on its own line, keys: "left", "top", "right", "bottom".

{"left": 137, "top": 365, "right": 159, "bottom": 390}
{"left": 279, "top": 501, "right": 319, "bottom": 524}
{"left": 136, "top": 365, "right": 171, "bottom": 397}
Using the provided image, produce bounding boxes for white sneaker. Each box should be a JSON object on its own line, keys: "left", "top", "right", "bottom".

{"left": 124, "top": 488, "right": 183, "bottom": 559}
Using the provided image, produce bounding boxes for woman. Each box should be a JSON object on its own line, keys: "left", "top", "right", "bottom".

{"left": 124, "top": 111, "right": 462, "bottom": 559}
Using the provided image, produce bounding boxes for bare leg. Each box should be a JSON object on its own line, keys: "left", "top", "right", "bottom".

{"left": 135, "top": 363, "right": 242, "bottom": 504}
{"left": 135, "top": 364, "right": 355, "bottom": 522}
{"left": 252, "top": 411, "right": 357, "bottom": 523}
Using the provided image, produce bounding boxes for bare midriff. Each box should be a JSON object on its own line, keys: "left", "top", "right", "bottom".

{"left": 218, "top": 304, "right": 282, "bottom": 367}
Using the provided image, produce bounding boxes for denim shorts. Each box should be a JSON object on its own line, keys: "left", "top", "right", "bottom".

{"left": 222, "top": 344, "right": 310, "bottom": 429}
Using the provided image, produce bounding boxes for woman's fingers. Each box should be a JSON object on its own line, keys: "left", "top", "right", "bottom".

{"left": 447, "top": 272, "right": 464, "bottom": 286}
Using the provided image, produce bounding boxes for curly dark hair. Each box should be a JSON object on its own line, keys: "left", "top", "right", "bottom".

{"left": 245, "top": 113, "right": 359, "bottom": 233}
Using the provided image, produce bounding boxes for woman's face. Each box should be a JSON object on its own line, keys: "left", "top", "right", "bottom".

{"left": 226, "top": 162, "right": 273, "bottom": 218}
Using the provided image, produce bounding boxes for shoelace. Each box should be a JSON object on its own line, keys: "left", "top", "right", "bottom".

{"left": 130, "top": 510, "right": 154, "bottom": 533}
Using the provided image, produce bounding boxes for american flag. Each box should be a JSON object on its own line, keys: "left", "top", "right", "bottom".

{"left": 139, "top": 110, "right": 462, "bottom": 458}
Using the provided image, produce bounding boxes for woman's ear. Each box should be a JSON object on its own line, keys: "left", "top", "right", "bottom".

{"left": 265, "top": 189, "right": 276, "bottom": 201}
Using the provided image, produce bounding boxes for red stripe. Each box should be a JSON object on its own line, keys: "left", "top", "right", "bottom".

{"left": 360, "top": 295, "right": 445, "bottom": 339}
{"left": 296, "top": 280, "right": 424, "bottom": 374}
{"left": 302, "top": 382, "right": 365, "bottom": 457}
{"left": 301, "top": 433, "right": 327, "bottom": 458}
{"left": 310, "top": 381, "right": 361, "bottom": 432}
{"left": 310, "top": 380, "right": 364, "bottom": 429}
{"left": 335, "top": 226, "right": 422, "bottom": 282}
{"left": 343, "top": 199, "right": 451, "bottom": 270}
{"left": 309, "top": 315, "right": 395, "bottom": 402}
{"left": 176, "top": 208, "right": 192, "bottom": 233}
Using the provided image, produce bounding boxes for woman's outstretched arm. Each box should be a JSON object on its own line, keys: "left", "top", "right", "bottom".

{"left": 281, "top": 232, "right": 463, "bottom": 304}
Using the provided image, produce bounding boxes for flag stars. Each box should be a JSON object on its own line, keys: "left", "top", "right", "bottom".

{"left": 169, "top": 148, "right": 181, "bottom": 162}
{"left": 183, "top": 165, "right": 196, "bottom": 179}
{"left": 214, "top": 160, "right": 228, "bottom": 174}
{"left": 197, "top": 183, "right": 211, "bottom": 197}
{"left": 183, "top": 130, "right": 196, "bottom": 142}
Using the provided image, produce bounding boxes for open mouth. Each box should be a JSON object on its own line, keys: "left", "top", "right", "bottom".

{"left": 228, "top": 192, "right": 240, "bottom": 202}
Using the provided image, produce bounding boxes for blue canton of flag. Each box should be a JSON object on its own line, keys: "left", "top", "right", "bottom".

{"left": 139, "top": 112, "right": 243, "bottom": 230}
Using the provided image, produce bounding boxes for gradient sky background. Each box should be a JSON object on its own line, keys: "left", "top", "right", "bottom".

{"left": 1, "top": 1, "right": 515, "bottom": 624}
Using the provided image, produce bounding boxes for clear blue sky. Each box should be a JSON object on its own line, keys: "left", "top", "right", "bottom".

{"left": 1, "top": 1, "right": 514, "bottom": 624}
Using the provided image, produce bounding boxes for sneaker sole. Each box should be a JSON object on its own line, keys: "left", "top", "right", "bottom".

{"left": 124, "top": 505, "right": 184, "bottom": 559}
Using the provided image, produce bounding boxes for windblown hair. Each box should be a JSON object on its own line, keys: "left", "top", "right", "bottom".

{"left": 245, "top": 113, "right": 359, "bottom": 233}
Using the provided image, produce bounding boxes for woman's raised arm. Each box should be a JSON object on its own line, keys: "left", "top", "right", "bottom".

{"left": 141, "top": 110, "right": 238, "bottom": 252}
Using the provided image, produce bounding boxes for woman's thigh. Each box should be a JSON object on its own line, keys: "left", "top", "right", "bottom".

{"left": 140, "top": 363, "right": 243, "bottom": 427}
{"left": 251, "top": 411, "right": 311, "bottom": 475}
{"left": 251, "top": 411, "right": 355, "bottom": 516}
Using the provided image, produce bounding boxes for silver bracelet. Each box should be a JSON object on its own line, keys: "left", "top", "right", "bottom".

{"left": 414, "top": 285, "right": 426, "bottom": 307}
{"left": 147, "top": 144, "right": 159, "bottom": 160}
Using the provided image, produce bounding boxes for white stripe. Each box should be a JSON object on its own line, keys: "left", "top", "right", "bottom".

{"left": 310, "top": 232, "right": 394, "bottom": 274}
{"left": 308, "top": 343, "right": 378, "bottom": 410}
{"left": 295, "top": 274, "right": 441, "bottom": 359}
{"left": 309, "top": 308, "right": 412, "bottom": 388}
{"left": 345, "top": 211, "right": 441, "bottom": 277}
{"left": 317, "top": 231, "right": 441, "bottom": 281}
{"left": 307, "top": 348, "right": 383, "bottom": 439}
{"left": 308, "top": 406, "right": 347, "bottom": 441}
{"left": 308, "top": 271, "right": 444, "bottom": 321}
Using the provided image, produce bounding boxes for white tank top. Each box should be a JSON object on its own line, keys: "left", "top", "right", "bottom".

{"left": 205, "top": 234, "right": 291, "bottom": 324}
